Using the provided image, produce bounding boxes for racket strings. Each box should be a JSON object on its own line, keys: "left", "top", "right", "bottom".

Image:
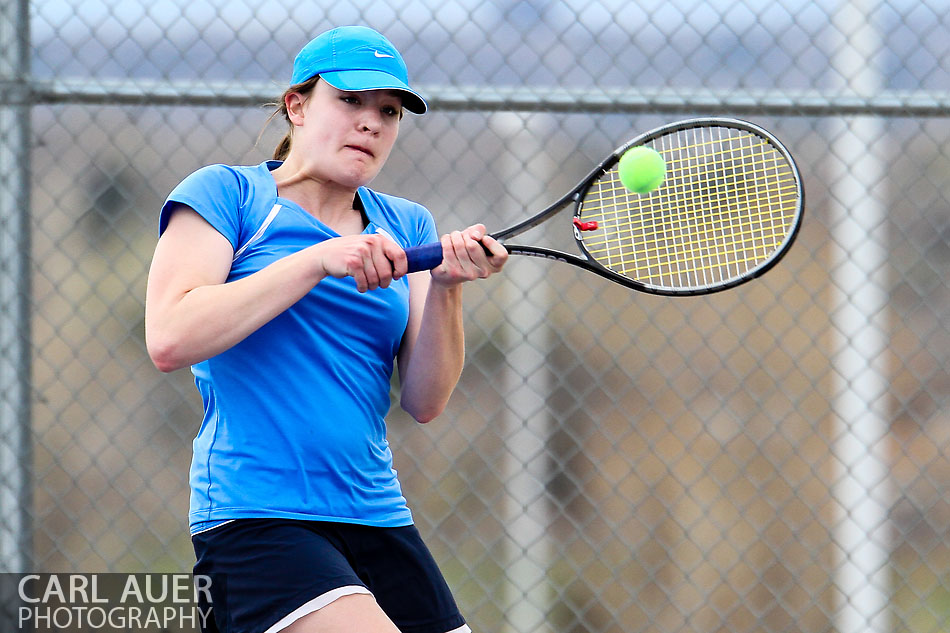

{"left": 578, "top": 127, "right": 799, "bottom": 290}
{"left": 584, "top": 180, "right": 798, "bottom": 261}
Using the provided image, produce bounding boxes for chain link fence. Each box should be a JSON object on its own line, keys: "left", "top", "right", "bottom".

{"left": 2, "top": 1, "right": 949, "bottom": 632}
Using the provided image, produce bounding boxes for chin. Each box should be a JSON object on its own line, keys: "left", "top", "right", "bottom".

{"left": 341, "top": 167, "right": 381, "bottom": 189}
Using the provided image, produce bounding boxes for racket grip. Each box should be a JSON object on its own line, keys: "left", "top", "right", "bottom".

{"left": 405, "top": 242, "right": 445, "bottom": 273}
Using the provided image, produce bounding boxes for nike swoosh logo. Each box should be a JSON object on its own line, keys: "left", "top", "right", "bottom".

{"left": 374, "top": 50, "right": 394, "bottom": 58}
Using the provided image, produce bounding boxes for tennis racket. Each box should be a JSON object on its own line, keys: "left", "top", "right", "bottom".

{"left": 405, "top": 117, "right": 803, "bottom": 296}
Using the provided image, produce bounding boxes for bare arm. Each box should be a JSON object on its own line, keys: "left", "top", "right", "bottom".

{"left": 397, "top": 225, "right": 507, "bottom": 423}
{"left": 145, "top": 204, "right": 407, "bottom": 372}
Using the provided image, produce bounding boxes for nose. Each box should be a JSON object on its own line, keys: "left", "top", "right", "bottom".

{"left": 359, "top": 108, "right": 382, "bottom": 134}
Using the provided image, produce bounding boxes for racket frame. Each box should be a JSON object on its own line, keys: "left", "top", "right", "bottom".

{"left": 493, "top": 116, "right": 804, "bottom": 296}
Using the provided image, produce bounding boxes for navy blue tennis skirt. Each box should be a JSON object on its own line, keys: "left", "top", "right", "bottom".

{"left": 192, "top": 519, "right": 469, "bottom": 633}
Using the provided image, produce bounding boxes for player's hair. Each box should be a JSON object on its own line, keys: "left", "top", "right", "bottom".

{"left": 267, "top": 76, "right": 321, "bottom": 161}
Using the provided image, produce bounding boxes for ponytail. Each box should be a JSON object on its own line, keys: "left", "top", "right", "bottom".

{"left": 273, "top": 133, "right": 293, "bottom": 161}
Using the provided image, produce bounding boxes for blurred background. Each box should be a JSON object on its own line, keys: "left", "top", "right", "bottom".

{"left": 1, "top": 1, "right": 948, "bottom": 632}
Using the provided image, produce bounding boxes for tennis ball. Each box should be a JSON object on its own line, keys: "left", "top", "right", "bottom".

{"left": 618, "top": 146, "right": 666, "bottom": 194}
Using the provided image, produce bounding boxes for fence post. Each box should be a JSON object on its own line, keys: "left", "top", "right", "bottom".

{"left": 829, "top": 1, "right": 892, "bottom": 632}
{"left": 0, "top": 0, "right": 33, "bottom": 573}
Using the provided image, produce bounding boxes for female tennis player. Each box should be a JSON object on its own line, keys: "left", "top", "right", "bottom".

{"left": 145, "top": 25, "right": 506, "bottom": 633}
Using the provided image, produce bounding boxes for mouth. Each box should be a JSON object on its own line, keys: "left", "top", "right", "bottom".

{"left": 345, "top": 144, "right": 375, "bottom": 159}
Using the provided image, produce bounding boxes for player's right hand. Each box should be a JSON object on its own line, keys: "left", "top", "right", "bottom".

{"left": 315, "top": 234, "right": 408, "bottom": 293}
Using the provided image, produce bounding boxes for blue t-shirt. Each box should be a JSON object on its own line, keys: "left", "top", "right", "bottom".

{"left": 160, "top": 161, "right": 438, "bottom": 533}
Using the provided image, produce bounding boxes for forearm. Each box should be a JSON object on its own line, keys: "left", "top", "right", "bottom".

{"left": 399, "top": 281, "right": 466, "bottom": 423}
{"left": 397, "top": 226, "right": 508, "bottom": 422}
{"left": 146, "top": 248, "right": 326, "bottom": 372}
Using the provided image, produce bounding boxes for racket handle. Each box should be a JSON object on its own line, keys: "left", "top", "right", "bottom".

{"left": 405, "top": 243, "right": 445, "bottom": 273}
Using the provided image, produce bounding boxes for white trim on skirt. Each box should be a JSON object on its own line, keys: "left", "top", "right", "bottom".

{"left": 262, "top": 585, "right": 473, "bottom": 633}
{"left": 263, "top": 586, "right": 371, "bottom": 633}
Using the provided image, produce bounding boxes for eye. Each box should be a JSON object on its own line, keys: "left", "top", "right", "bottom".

{"left": 382, "top": 105, "right": 401, "bottom": 117}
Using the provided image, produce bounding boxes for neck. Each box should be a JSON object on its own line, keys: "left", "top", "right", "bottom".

{"left": 270, "top": 161, "right": 364, "bottom": 233}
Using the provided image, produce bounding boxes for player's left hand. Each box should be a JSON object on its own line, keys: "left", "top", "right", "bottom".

{"left": 430, "top": 224, "right": 507, "bottom": 286}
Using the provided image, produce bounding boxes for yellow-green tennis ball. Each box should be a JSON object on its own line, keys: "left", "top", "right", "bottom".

{"left": 618, "top": 146, "right": 666, "bottom": 194}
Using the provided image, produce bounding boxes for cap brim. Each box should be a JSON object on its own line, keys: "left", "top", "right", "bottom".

{"left": 321, "top": 70, "right": 427, "bottom": 114}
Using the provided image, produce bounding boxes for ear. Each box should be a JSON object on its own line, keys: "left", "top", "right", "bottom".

{"left": 285, "top": 91, "right": 308, "bottom": 126}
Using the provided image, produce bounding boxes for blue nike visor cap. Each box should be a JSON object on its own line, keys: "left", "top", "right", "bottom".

{"left": 291, "top": 26, "right": 427, "bottom": 115}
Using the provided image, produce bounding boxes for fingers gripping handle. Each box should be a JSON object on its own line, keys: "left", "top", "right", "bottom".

{"left": 404, "top": 240, "right": 500, "bottom": 273}
{"left": 405, "top": 243, "right": 445, "bottom": 273}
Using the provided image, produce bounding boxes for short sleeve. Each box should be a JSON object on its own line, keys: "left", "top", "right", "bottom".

{"left": 412, "top": 204, "right": 439, "bottom": 247}
{"left": 159, "top": 164, "right": 247, "bottom": 250}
